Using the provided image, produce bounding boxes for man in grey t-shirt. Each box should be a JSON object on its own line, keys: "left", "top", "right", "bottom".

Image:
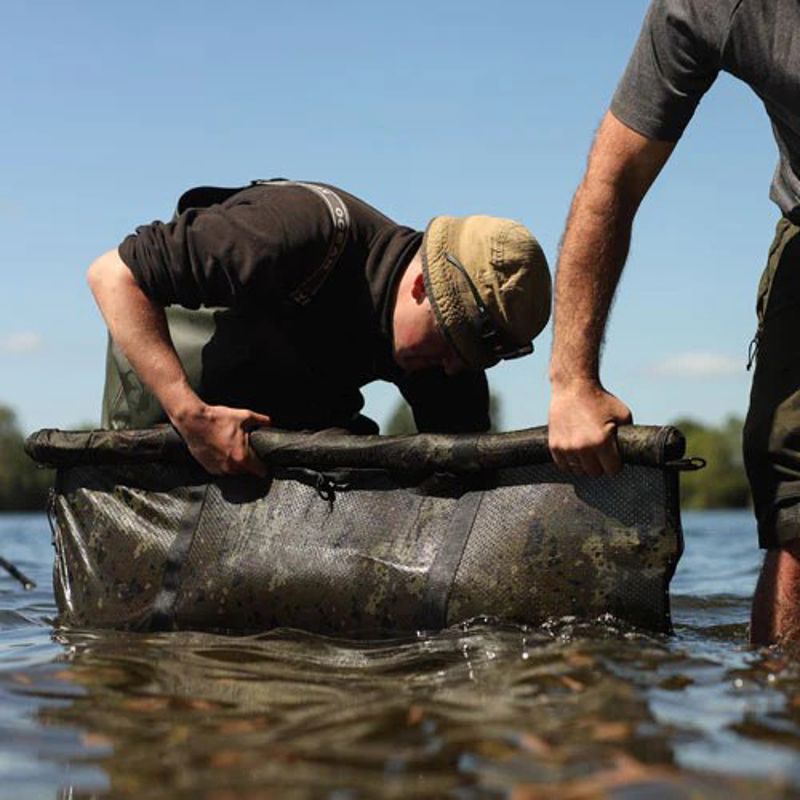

{"left": 548, "top": 0, "right": 800, "bottom": 645}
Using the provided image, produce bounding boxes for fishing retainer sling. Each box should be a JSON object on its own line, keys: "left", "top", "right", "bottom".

{"left": 26, "top": 425, "right": 701, "bottom": 637}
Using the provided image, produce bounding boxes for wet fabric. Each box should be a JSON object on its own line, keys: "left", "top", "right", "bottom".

{"left": 27, "top": 425, "right": 687, "bottom": 635}
{"left": 744, "top": 218, "right": 800, "bottom": 548}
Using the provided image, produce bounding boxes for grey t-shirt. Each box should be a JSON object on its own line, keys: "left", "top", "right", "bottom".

{"left": 611, "top": 0, "right": 800, "bottom": 219}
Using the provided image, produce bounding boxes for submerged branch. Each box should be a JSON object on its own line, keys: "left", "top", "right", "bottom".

{"left": 0, "top": 556, "right": 36, "bottom": 590}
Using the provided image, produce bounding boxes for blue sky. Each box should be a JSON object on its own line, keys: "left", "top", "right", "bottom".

{"left": 0, "top": 1, "right": 778, "bottom": 434}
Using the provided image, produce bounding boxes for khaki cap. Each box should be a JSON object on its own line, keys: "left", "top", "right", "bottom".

{"left": 421, "top": 215, "right": 551, "bottom": 370}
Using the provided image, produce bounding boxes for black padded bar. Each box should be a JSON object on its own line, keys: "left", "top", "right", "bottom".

{"left": 26, "top": 424, "right": 686, "bottom": 471}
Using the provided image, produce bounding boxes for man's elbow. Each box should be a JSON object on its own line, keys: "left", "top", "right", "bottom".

{"left": 87, "top": 249, "right": 129, "bottom": 297}
{"left": 87, "top": 250, "right": 109, "bottom": 294}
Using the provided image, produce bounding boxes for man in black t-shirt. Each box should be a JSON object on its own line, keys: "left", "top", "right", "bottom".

{"left": 88, "top": 180, "right": 551, "bottom": 478}
{"left": 547, "top": 0, "right": 800, "bottom": 645}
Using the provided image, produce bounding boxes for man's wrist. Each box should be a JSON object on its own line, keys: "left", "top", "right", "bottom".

{"left": 549, "top": 369, "right": 600, "bottom": 392}
{"left": 159, "top": 382, "right": 206, "bottom": 426}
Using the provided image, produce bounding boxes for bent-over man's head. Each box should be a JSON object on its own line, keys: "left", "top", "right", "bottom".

{"left": 392, "top": 215, "right": 551, "bottom": 374}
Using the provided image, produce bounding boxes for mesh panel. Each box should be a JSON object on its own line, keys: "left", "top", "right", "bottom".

{"left": 448, "top": 464, "right": 675, "bottom": 631}
{"left": 49, "top": 456, "right": 682, "bottom": 635}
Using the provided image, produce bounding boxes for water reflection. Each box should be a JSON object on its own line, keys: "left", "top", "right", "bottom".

{"left": 2, "top": 512, "right": 800, "bottom": 798}
{"left": 6, "top": 620, "right": 786, "bottom": 798}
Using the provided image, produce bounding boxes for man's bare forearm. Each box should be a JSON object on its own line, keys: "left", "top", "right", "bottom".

{"left": 87, "top": 249, "right": 271, "bottom": 475}
{"left": 87, "top": 249, "right": 201, "bottom": 422}
{"left": 551, "top": 113, "right": 674, "bottom": 386}
{"left": 547, "top": 113, "right": 674, "bottom": 476}
{"left": 549, "top": 179, "right": 635, "bottom": 387}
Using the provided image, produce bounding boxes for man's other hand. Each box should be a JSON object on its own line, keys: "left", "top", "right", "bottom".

{"left": 548, "top": 382, "right": 632, "bottom": 477}
{"left": 175, "top": 404, "right": 272, "bottom": 477}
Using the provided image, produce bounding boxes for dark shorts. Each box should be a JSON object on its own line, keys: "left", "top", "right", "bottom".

{"left": 744, "top": 218, "right": 800, "bottom": 548}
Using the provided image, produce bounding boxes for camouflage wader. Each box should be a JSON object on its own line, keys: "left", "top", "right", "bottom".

{"left": 744, "top": 217, "right": 800, "bottom": 548}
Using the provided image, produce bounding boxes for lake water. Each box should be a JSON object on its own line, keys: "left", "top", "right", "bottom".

{"left": 1, "top": 509, "right": 798, "bottom": 799}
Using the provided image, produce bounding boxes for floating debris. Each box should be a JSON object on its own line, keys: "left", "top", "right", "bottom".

{"left": 0, "top": 555, "right": 36, "bottom": 590}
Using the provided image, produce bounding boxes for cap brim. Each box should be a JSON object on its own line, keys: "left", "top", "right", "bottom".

{"left": 421, "top": 217, "right": 497, "bottom": 370}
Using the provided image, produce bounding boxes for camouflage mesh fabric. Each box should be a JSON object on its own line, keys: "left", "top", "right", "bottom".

{"left": 27, "top": 426, "right": 686, "bottom": 635}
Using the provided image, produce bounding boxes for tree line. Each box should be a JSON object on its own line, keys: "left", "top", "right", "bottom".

{"left": 0, "top": 405, "right": 53, "bottom": 511}
{"left": 672, "top": 415, "right": 750, "bottom": 509}
{"left": 0, "top": 400, "right": 749, "bottom": 511}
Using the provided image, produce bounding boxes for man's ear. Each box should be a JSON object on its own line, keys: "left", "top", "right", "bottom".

{"left": 411, "top": 271, "right": 427, "bottom": 303}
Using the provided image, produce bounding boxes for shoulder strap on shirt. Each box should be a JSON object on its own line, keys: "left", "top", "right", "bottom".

{"left": 252, "top": 179, "right": 351, "bottom": 306}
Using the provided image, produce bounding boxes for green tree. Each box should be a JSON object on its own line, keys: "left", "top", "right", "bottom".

{"left": 0, "top": 405, "right": 53, "bottom": 511}
{"left": 671, "top": 415, "right": 750, "bottom": 509}
{"left": 383, "top": 392, "right": 504, "bottom": 435}
{"left": 384, "top": 401, "right": 416, "bottom": 436}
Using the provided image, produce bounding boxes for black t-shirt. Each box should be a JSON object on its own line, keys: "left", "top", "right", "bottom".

{"left": 117, "top": 180, "right": 490, "bottom": 433}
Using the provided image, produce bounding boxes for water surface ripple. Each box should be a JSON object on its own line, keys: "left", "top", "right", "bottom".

{"left": 1, "top": 510, "right": 798, "bottom": 799}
